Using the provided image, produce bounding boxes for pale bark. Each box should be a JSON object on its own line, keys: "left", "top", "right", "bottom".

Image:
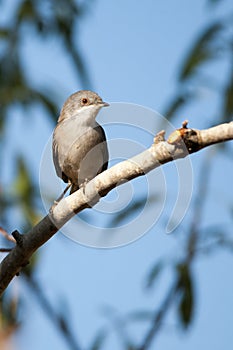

{"left": 0, "top": 121, "right": 232, "bottom": 296}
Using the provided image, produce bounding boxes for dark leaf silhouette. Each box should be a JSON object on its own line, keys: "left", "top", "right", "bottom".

{"left": 0, "top": 28, "right": 10, "bottom": 39}
{"left": 223, "top": 67, "right": 233, "bottom": 122}
{"left": 163, "top": 91, "right": 195, "bottom": 120}
{"left": 179, "top": 22, "right": 224, "bottom": 80}
{"left": 176, "top": 263, "right": 194, "bottom": 327}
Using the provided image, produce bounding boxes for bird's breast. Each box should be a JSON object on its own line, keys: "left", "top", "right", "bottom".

{"left": 53, "top": 118, "right": 107, "bottom": 186}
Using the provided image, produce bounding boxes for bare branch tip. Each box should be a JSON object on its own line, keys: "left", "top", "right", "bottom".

{"left": 0, "top": 248, "right": 12, "bottom": 253}
{"left": 167, "top": 130, "right": 182, "bottom": 144}
{"left": 12, "top": 230, "right": 24, "bottom": 248}
{"left": 182, "top": 120, "right": 189, "bottom": 128}
{"left": 154, "top": 130, "right": 166, "bottom": 144}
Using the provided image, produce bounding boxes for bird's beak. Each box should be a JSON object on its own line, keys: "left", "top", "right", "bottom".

{"left": 102, "top": 101, "right": 109, "bottom": 107}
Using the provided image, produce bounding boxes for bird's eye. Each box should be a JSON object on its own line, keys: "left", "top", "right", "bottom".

{"left": 81, "top": 98, "right": 89, "bottom": 105}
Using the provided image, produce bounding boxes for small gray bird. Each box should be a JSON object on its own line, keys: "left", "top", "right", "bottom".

{"left": 53, "top": 90, "right": 109, "bottom": 196}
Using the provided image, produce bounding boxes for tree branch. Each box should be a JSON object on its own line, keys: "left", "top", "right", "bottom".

{"left": 0, "top": 121, "right": 232, "bottom": 296}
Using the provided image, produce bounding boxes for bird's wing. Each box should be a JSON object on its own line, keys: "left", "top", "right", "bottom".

{"left": 94, "top": 125, "right": 109, "bottom": 172}
{"left": 52, "top": 133, "right": 69, "bottom": 183}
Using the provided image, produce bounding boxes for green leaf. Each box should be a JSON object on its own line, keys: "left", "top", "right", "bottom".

{"left": 14, "top": 157, "right": 33, "bottom": 201}
{"left": 223, "top": 68, "right": 233, "bottom": 122}
{"left": 0, "top": 28, "right": 10, "bottom": 39}
{"left": 13, "top": 156, "right": 40, "bottom": 225}
{"left": 0, "top": 106, "right": 6, "bottom": 134}
{"left": 176, "top": 263, "right": 194, "bottom": 327}
{"left": 0, "top": 293, "right": 19, "bottom": 327}
{"left": 179, "top": 22, "right": 224, "bottom": 80}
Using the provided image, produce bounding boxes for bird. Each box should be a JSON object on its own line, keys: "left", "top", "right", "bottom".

{"left": 52, "top": 90, "right": 109, "bottom": 198}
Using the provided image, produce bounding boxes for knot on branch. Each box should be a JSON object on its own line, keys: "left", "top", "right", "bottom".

{"left": 167, "top": 120, "right": 201, "bottom": 153}
{"left": 12, "top": 230, "right": 24, "bottom": 248}
{"left": 154, "top": 130, "right": 165, "bottom": 144}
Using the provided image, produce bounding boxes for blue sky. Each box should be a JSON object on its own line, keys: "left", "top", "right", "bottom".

{"left": 1, "top": 0, "right": 233, "bottom": 349}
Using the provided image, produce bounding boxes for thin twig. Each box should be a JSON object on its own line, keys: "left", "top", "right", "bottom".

{"left": 0, "top": 227, "right": 16, "bottom": 243}
{"left": 138, "top": 147, "right": 216, "bottom": 350}
{"left": 137, "top": 281, "right": 179, "bottom": 350}
{"left": 23, "top": 274, "right": 81, "bottom": 350}
{"left": 0, "top": 248, "right": 12, "bottom": 252}
{"left": 187, "top": 148, "right": 215, "bottom": 261}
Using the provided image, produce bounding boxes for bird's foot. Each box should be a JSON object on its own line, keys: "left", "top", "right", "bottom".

{"left": 50, "top": 183, "right": 72, "bottom": 213}
{"left": 79, "top": 178, "right": 90, "bottom": 195}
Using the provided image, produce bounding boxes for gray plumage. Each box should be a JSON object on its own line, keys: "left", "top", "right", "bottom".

{"left": 53, "top": 90, "right": 109, "bottom": 194}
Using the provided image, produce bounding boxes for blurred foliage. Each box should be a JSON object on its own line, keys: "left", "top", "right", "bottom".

{"left": 145, "top": 260, "right": 164, "bottom": 289}
{"left": 224, "top": 67, "right": 233, "bottom": 122}
{"left": 163, "top": 90, "right": 196, "bottom": 120}
{"left": 107, "top": 193, "right": 159, "bottom": 227}
{"left": 0, "top": 294, "right": 18, "bottom": 329}
{"left": 0, "top": 0, "right": 93, "bottom": 231}
{"left": 164, "top": 14, "right": 233, "bottom": 124}
{"left": 0, "top": 0, "right": 93, "bottom": 232}
{"left": 208, "top": 0, "right": 224, "bottom": 5}
{"left": 0, "top": 0, "right": 232, "bottom": 349}
{"left": 101, "top": 306, "right": 137, "bottom": 350}
{"left": 108, "top": 2, "right": 233, "bottom": 245}
{"left": 0, "top": 292, "right": 19, "bottom": 350}
{"left": 105, "top": 0, "right": 233, "bottom": 348}
{"left": 178, "top": 22, "right": 224, "bottom": 81}
{"left": 89, "top": 330, "right": 108, "bottom": 350}
{"left": 0, "top": 0, "right": 93, "bottom": 348}
{"left": 136, "top": 6, "right": 233, "bottom": 341}
{"left": 0, "top": 0, "right": 92, "bottom": 129}
{"left": 176, "top": 263, "right": 194, "bottom": 327}
{"left": 13, "top": 156, "right": 41, "bottom": 226}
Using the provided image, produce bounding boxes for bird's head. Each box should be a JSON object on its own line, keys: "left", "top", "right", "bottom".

{"left": 58, "top": 90, "right": 109, "bottom": 123}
